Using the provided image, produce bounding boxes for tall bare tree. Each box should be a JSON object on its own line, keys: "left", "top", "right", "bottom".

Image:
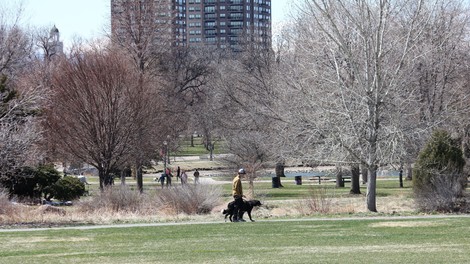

{"left": 111, "top": 0, "right": 213, "bottom": 190}
{"left": 211, "top": 42, "right": 280, "bottom": 196}
{"left": 47, "top": 47, "right": 160, "bottom": 190}
{"left": 111, "top": 0, "right": 175, "bottom": 190}
{"left": 0, "top": 2, "right": 33, "bottom": 78}
{"left": 0, "top": 3, "right": 44, "bottom": 192}
{"left": 274, "top": 0, "right": 470, "bottom": 212}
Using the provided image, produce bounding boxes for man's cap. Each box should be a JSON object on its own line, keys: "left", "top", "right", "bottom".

{"left": 238, "top": 168, "right": 246, "bottom": 174}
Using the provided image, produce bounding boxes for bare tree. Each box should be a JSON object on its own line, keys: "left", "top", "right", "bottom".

{"left": 210, "top": 42, "right": 280, "bottom": 196}
{"left": 0, "top": 3, "right": 44, "bottom": 193}
{"left": 47, "top": 47, "right": 160, "bottom": 190}
{"left": 111, "top": 0, "right": 174, "bottom": 191}
{"left": 0, "top": 3, "right": 33, "bottom": 78}
{"left": 0, "top": 75, "right": 44, "bottom": 186}
{"left": 274, "top": 0, "right": 469, "bottom": 212}
{"left": 111, "top": 0, "right": 172, "bottom": 74}
{"left": 33, "top": 26, "right": 64, "bottom": 62}
{"left": 111, "top": 1, "right": 213, "bottom": 190}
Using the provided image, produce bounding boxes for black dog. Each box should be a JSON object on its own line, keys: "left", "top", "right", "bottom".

{"left": 222, "top": 199, "right": 262, "bottom": 222}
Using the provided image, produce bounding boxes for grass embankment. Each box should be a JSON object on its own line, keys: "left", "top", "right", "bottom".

{"left": 1, "top": 216, "right": 470, "bottom": 263}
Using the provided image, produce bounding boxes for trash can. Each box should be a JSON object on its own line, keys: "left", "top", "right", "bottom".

{"left": 272, "top": 177, "right": 280, "bottom": 188}
{"left": 294, "top": 176, "right": 302, "bottom": 185}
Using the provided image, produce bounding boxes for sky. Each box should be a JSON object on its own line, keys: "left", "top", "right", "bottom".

{"left": 4, "top": 0, "right": 292, "bottom": 49}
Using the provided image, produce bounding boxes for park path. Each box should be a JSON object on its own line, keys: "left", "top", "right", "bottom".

{"left": 1, "top": 214, "right": 469, "bottom": 233}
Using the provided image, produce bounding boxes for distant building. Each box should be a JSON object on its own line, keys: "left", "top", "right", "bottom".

{"left": 111, "top": 0, "right": 272, "bottom": 51}
{"left": 48, "top": 25, "right": 64, "bottom": 57}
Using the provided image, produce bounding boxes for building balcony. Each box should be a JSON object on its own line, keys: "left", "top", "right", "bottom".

{"left": 229, "top": 6, "right": 243, "bottom": 12}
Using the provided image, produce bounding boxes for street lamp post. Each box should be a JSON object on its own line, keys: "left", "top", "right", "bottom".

{"left": 166, "top": 135, "right": 171, "bottom": 165}
{"left": 163, "top": 140, "right": 168, "bottom": 175}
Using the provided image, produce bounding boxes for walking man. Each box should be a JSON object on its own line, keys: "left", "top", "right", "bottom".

{"left": 232, "top": 168, "right": 246, "bottom": 222}
{"left": 194, "top": 169, "right": 200, "bottom": 184}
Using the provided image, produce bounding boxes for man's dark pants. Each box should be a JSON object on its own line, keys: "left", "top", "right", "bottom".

{"left": 233, "top": 195, "right": 244, "bottom": 221}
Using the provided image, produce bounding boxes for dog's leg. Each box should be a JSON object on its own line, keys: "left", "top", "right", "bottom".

{"left": 247, "top": 209, "right": 254, "bottom": 222}
{"left": 239, "top": 211, "right": 245, "bottom": 221}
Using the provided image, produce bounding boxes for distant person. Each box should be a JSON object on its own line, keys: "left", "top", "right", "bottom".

{"left": 176, "top": 166, "right": 181, "bottom": 182}
{"left": 166, "top": 168, "right": 173, "bottom": 187}
{"left": 180, "top": 170, "right": 188, "bottom": 185}
{"left": 232, "top": 168, "right": 246, "bottom": 222}
{"left": 159, "top": 174, "right": 166, "bottom": 189}
{"left": 194, "top": 169, "right": 200, "bottom": 184}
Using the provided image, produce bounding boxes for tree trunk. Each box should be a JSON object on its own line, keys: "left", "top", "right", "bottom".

{"left": 406, "top": 163, "right": 413, "bottom": 181}
{"left": 190, "top": 134, "right": 194, "bottom": 147}
{"left": 209, "top": 142, "right": 214, "bottom": 161}
{"left": 361, "top": 166, "right": 368, "bottom": 184}
{"left": 136, "top": 163, "right": 143, "bottom": 193}
{"left": 336, "top": 167, "right": 344, "bottom": 188}
{"left": 248, "top": 177, "right": 254, "bottom": 198}
{"left": 350, "top": 165, "right": 361, "bottom": 194}
{"left": 131, "top": 166, "right": 136, "bottom": 180}
{"left": 366, "top": 167, "right": 377, "bottom": 212}
{"left": 275, "top": 162, "right": 285, "bottom": 187}
{"left": 120, "top": 170, "right": 126, "bottom": 186}
{"left": 99, "top": 168, "right": 114, "bottom": 191}
{"left": 399, "top": 169, "right": 403, "bottom": 188}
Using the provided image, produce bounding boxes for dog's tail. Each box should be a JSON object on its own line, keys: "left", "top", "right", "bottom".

{"left": 222, "top": 209, "right": 228, "bottom": 214}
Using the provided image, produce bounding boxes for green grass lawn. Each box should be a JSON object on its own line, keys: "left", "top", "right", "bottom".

{"left": 176, "top": 136, "right": 226, "bottom": 156}
{"left": 1, "top": 216, "right": 470, "bottom": 263}
{"left": 83, "top": 174, "right": 413, "bottom": 202}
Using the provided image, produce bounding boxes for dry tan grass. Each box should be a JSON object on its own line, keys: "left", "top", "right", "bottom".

{"left": 369, "top": 220, "right": 449, "bottom": 228}
{"left": 276, "top": 243, "right": 464, "bottom": 254}
{"left": 0, "top": 192, "right": 417, "bottom": 227}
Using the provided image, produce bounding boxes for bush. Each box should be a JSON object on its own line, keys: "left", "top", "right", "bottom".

{"left": 49, "top": 176, "right": 85, "bottom": 201}
{"left": 36, "top": 165, "right": 62, "bottom": 200}
{"left": 0, "top": 165, "right": 62, "bottom": 201}
{"left": 413, "top": 130, "right": 467, "bottom": 212}
{"left": 157, "top": 185, "right": 222, "bottom": 215}
{"left": 415, "top": 173, "right": 468, "bottom": 212}
{"left": 0, "top": 188, "right": 13, "bottom": 215}
{"left": 0, "top": 166, "right": 38, "bottom": 199}
{"left": 79, "top": 186, "right": 145, "bottom": 213}
{"left": 297, "top": 187, "right": 331, "bottom": 215}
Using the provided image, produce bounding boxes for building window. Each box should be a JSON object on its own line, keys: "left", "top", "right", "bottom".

{"left": 205, "top": 13, "right": 216, "bottom": 19}
{"left": 189, "top": 14, "right": 201, "bottom": 19}
{"left": 189, "top": 6, "right": 201, "bottom": 11}
{"left": 205, "top": 37, "right": 216, "bottom": 42}
{"left": 205, "top": 21, "right": 216, "bottom": 27}
{"left": 229, "top": 13, "right": 243, "bottom": 19}
{"left": 205, "top": 29, "right": 216, "bottom": 35}
{"left": 189, "top": 22, "right": 202, "bottom": 27}
{"left": 189, "top": 37, "right": 201, "bottom": 42}
{"left": 230, "top": 21, "right": 243, "bottom": 27}
{"left": 204, "top": 6, "right": 216, "bottom": 13}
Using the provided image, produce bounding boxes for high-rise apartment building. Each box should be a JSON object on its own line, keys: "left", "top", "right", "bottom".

{"left": 111, "top": 0, "right": 272, "bottom": 51}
